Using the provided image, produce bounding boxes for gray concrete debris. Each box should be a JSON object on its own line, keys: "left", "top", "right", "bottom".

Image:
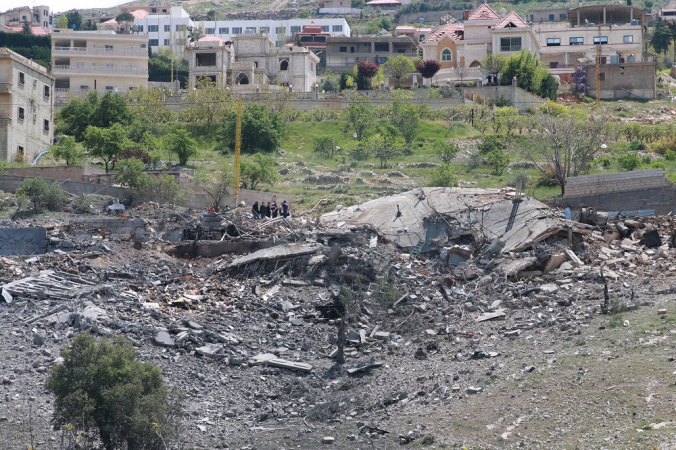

{"left": 154, "top": 331, "right": 175, "bottom": 347}
{"left": 223, "top": 243, "right": 327, "bottom": 269}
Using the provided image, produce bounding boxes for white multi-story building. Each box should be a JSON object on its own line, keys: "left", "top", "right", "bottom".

{"left": 0, "top": 5, "right": 52, "bottom": 32}
{"left": 133, "top": 7, "right": 350, "bottom": 54}
{"left": 51, "top": 29, "right": 149, "bottom": 95}
{"left": 0, "top": 48, "right": 54, "bottom": 163}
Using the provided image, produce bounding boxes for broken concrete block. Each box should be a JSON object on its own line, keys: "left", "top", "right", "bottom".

{"left": 475, "top": 310, "right": 506, "bottom": 322}
{"left": 544, "top": 253, "right": 568, "bottom": 273}
{"left": 346, "top": 362, "right": 383, "bottom": 375}
{"left": 373, "top": 331, "right": 390, "bottom": 340}
{"left": 539, "top": 283, "right": 559, "bottom": 294}
{"left": 154, "top": 331, "right": 174, "bottom": 347}
{"left": 267, "top": 358, "right": 313, "bottom": 373}
{"left": 322, "top": 437, "right": 335, "bottom": 444}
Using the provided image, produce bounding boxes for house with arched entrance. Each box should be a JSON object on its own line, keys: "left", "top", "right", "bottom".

{"left": 420, "top": 3, "right": 538, "bottom": 85}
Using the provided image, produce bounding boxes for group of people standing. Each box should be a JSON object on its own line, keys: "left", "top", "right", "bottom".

{"left": 251, "top": 200, "right": 289, "bottom": 219}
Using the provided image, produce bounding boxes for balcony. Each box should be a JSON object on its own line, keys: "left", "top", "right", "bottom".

{"left": 53, "top": 46, "right": 146, "bottom": 55}
{"left": 53, "top": 65, "right": 148, "bottom": 74}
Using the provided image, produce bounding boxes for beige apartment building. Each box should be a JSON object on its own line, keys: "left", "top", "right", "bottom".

{"left": 0, "top": 48, "right": 54, "bottom": 163}
{"left": 51, "top": 29, "right": 149, "bottom": 96}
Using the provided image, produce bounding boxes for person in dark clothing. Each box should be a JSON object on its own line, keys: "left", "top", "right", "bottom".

{"left": 281, "top": 200, "right": 289, "bottom": 218}
{"left": 270, "top": 202, "right": 278, "bottom": 218}
{"left": 252, "top": 201, "right": 260, "bottom": 219}
{"left": 265, "top": 202, "right": 272, "bottom": 218}
{"left": 260, "top": 201, "right": 268, "bottom": 219}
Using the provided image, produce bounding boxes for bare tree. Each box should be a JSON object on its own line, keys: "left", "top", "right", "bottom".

{"left": 517, "top": 109, "right": 612, "bottom": 196}
{"left": 455, "top": 64, "right": 470, "bottom": 86}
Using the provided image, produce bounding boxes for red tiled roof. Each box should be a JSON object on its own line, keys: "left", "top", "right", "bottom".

{"left": 4, "top": 25, "right": 50, "bottom": 35}
{"left": 424, "top": 24, "right": 464, "bottom": 42}
{"left": 494, "top": 11, "right": 529, "bottom": 28}
{"left": 187, "top": 35, "right": 229, "bottom": 46}
{"left": 131, "top": 10, "right": 150, "bottom": 19}
{"left": 467, "top": 3, "right": 501, "bottom": 20}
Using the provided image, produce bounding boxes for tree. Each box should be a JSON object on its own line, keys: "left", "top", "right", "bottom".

{"left": 426, "top": 165, "right": 457, "bottom": 187}
{"left": 220, "top": 104, "right": 283, "bottom": 153}
{"left": 345, "top": 97, "right": 373, "bottom": 140}
{"left": 84, "top": 123, "right": 129, "bottom": 173}
{"left": 128, "top": 86, "right": 176, "bottom": 129}
{"left": 382, "top": 55, "right": 416, "bottom": 87}
{"left": 52, "top": 136, "right": 84, "bottom": 166}
{"left": 416, "top": 59, "right": 441, "bottom": 80}
{"left": 146, "top": 174, "right": 190, "bottom": 207}
{"left": 163, "top": 128, "right": 197, "bottom": 166}
{"left": 240, "top": 153, "right": 278, "bottom": 190}
{"left": 194, "top": 167, "right": 234, "bottom": 210}
{"left": 93, "top": 91, "right": 135, "bottom": 129}
{"left": 115, "top": 158, "right": 148, "bottom": 194}
{"left": 651, "top": 18, "right": 672, "bottom": 56}
{"left": 356, "top": 60, "right": 379, "bottom": 88}
{"left": 517, "top": 110, "right": 612, "bottom": 195}
{"left": 65, "top": 10, "right": 82, "bottom": 30}
{"left": 501, "top": 49, "right": 557, "bottom": 100}
{"left": 46, "top": 334, "right": 172, "bottom": 450}
{"left": 481, "top": 54, "right": 507, "bottom": 79}
{"left": 55, "top": 14, "right": 69, "bottom": 29}
{"left": 206, "top": 9, "right": 216, "bottom": 20}
{"left": 455, "top": 64, "right": 470, "bottom": 85}
{"left": 297, "top": 10, "right": 310, "bottom": 19}
{"left": 368, "top": 124, "right": 400, "bottom": 168}
{"left": 313, "top": 136, "right": 338, "bottom": 158}
{"left": 115, "top": 12, "right": 134, "bottom": 23}
{"left": 16, "top": 178, "right": 67, "bottom": 213}
{"left": 21, "top": 20, "right": 31, "bottom": 34}
{"left": 181, "top": 79, "right": 233, "bottom": 126}
{"left": 434, "top": 140, "right": 460, "bottom": 165}
{"left": 58, "top": 91, "right": 134, "bottom": 141}
{"left": 390, "top": 99, "right": 419, "bottom": 145}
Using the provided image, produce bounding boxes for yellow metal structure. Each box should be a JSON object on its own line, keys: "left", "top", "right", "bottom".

{"left": 234, "top": 97, "right": 242, "bottom": 200}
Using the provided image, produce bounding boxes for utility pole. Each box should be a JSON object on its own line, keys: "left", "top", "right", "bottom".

{"left": 234, "top": 97, "right": 242, "bottom": 202}
{"left": 596, "top": 44, "right": 600, "bottom": 107}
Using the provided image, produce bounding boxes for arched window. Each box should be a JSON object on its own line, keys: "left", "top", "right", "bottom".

{"left": 469, "top": 60, "right": 481, "bottom": 68}
{"left": 280, "top": 59, "right": 289, "bottom": 71}
{"left": 236, "top": 74, "right": 249, "bottom": 85}
{"left": 441, "top": 48, "right": 452, "bottom": 61}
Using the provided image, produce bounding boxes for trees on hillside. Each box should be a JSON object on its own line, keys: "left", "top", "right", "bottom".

{"left": 416, "top": 59, "right": 441, "bottom": 81}
{"left": 501, "top": 49, "right": 557, "bottom": 100}
{"left": 357, "top": 60, "right": 379, "bottom": 88}
{"left": 346, "top": 97, "right": 373, "bottom": 140}
{"left": 220, "top": 104, "right": 283, "bottom": 153}
{"left": 240, "top": 153, "right": 278, "bottom": 190}
{"left": 382, "top": 55, "right": 416, "bottom": 87}
{"left": 64, "top": 10, "right": 82, "bottom": 30}
{"left": 51, "top": 136, "right": 84, "bottom": 166}
{"left": 481, "top": 54, "right": 507, "bottom": 80}
{"left": 57, "top": 91, "right": 134, "bottom": 140}
{"left": 163, "top": 128, "right": 197, "bottom": 166}
{"left": 84, "top": 123, "right": 130, "bottom": 173}
{"left": 194, "top": 166, "right": 233, "bottom": 210}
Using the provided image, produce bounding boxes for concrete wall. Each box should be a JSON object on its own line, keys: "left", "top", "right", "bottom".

{"left": 462, "top": 85, "right": 545, "bottom": 111}
{"left": 0, "top": 175, "right": 132, "bottom": 202}
{"left": 66, "top": 218, "right": 149, "bottom": 241}
{"left": 0, "top": 227, "right": 47, "bottom": 255}
{"left": 562, "top": 169, "right": 676, "bottom": 214}
{"left": 585, "top": 62, "right": 656, "bottom": 100}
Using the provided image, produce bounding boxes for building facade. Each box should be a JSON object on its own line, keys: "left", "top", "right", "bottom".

{"left": 0, "top": 5, "right": 52, "bottom": 31}
{"left": 0, "top": 48, "right": 54, "bottom": 163}
{"left": 325, "top": 34, "right": 419, "bottom": 72}
{"left": 585, "top": 61, "right": 656, "bottom": 99}
{"left": 186, "top": 36, "right": 232, "bottom": 88}
{"left": 133, "top": 7, "right": 350, "bottom": 54}
{"left": 534, "top": 5, "right": 646, "bottom": 75}
{"left": 51, "top": 29, "right": 149, "bottom": 96}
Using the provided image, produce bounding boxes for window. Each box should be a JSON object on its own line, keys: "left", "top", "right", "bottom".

{"left": 137, "top": 25, "right": 143, "bottom": 32}
{"left": 623, "top": 35, "right": 633, "bottom": 43}
{"left": 17, "top": 146, "right": 24, "bottom": 157}
{"left": 599, "top": 73, "right": 605, "bottom": 81}
{"left": 176, "top": 25, "right": 186, "bottom": 31}
{"left": 44, "top": 85, "right": 50, "bottom": 97}
{"left": 500, "top": 37, "right": 521, "bottom": 52}
{"left": 206, "top": 28, "right": 215, "bottom": 34}
{"left": 441, "top": 48, "right": 451, "bottom": 61}
{"left": 17, "top": 107, "right": 24, "bottom": 121}
{"left": 276, "top": 26, "right": 285, "bottom": 34}
{"left": 106, "top": 63, "right": 114, "bottom": 69}
{"left": 548, "top": 14, "right": 555, "bottom": 21}
{"left": 546, "top": 38, "right": 561, "bottom": 46}
{"left": 339, "top": 46, "right": 347, "bottom": 52}
{"left": 148, "top": 25, "right": 158, "bottom": 32}
{"left": 593, "top": 36, "right": 608, "bottom": 45}
{"left": 233, "top": 27, "right": 242, "bottom": 34}
{"left": 164, "top": 39, "right": 169, "bottom": 46}
{"left": 43, "top": 119, "right": 49, "bottom": 132}
{"left": 570, "top": 37, "right": 583, "bottom": 45}
{"left": 105, "top": 45, "right": 113, "bottom": 51}
{"left": 19, "top": 72, "right": 25, "bottom": 85}
{"left": 245, "top": 27, "right": 256, "bottom": 33}
{"left": 164, "top": 25, "right": 170, "bottom": 32}
{"left": 149, "top": 39, "right": 159, "bottom": 46}
{"left": 105, "top": 86, "right": 114, "bottom": 91}
{"left": 260, "top": 27, "right": 270, "bottom": 33}
{"left": 129, "top": 64, "right": 136, "bottom": 70}
{"left": 322, "top": 26, "right": 329, "bottom": 32}
{"left": 291, "top": 26, "right": 301, "bottom": 33}
{"left": 280, "top": 60, "right": 289, "bottom": 70}
{"left": 196, "top": 53, "right": 217, "bottom": 66}
{"left": 374, "top": 42, "right": 389, "bottom": 52}
{"left": 75, "top": 62, "right": 84, "bottom": 69}
{"left": 332, "top": 25, "right": 343, "bottom": 32}
{"left": 219, "top": 27, "right": 229, "bottom": 34}
{"left": 80, "top": 85, "right": 89, "bottom": 91}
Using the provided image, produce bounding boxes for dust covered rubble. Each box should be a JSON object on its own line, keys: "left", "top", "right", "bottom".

{"left": 0, "top": 205, "right": 674, "bottom": 448}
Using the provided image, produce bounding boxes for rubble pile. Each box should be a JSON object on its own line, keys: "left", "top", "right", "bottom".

{"left": 0, "top": 192, "right": 675, "bottom": 448}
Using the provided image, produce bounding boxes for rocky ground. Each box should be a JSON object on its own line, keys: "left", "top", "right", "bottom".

{"left": 1, "top": 203, "right": 676, "bottom": 449}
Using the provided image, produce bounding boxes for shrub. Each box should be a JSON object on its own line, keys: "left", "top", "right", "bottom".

{"left": 618, "top": 152, "right": 640, "bottom": 171}
{"left": 641, "top": 155, "right": 652, "bottom": 165}
{"left": 666, "top": 150, "right": 676, "bottom": 161}
{"left": 46, "top": 334, "right": 174, "bottom": 450}
{"left": 652, "top": 161, "right": 666, "bottom": 169}
{"left": 652, "top": 136, "right": 676, "bottom": 155}
{"left": 15, "top": 178, "right": 68, "bottom": 212}
{"left": 485, "top": 149, "right": 509, "bottom": 175}
{"left": 440, "top": 84, "right": 459, "bottom": 98}
{"left": 629, "top": 140, "right": 646, "bottom": 151}
{"left": 599, "top": 157, "right": 611, "bottom": 168}
{"left": 425, "top": 164, "right": 458, "bottom": 187}
{"left": 71, "top": 194, "right": 94, "bottom": 214}
{"left": 535, "top": 165, "right": 558, "bottom": 187}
